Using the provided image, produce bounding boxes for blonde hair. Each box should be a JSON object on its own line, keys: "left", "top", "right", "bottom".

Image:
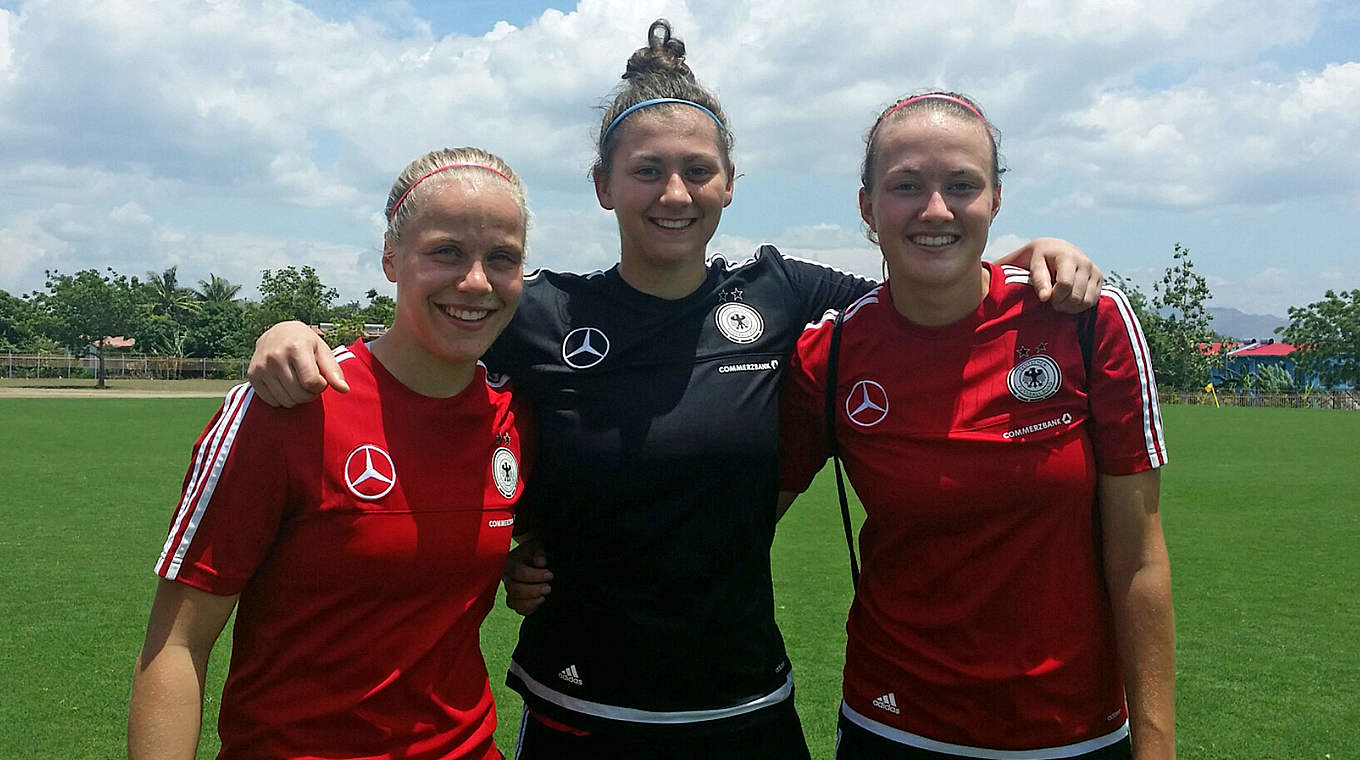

{"left": 384, "top": 147, "right": 530, "bottom": 244}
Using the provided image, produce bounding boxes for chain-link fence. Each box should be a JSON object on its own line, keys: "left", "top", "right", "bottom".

{"left": 3, "top": 352, "right": 248, "bottom": 381}
{"left": 5, "top": 351, "right": 1357, "bottom": 409}
{"left": 1160, "top": 389, "right": 1360, "bottom": 410}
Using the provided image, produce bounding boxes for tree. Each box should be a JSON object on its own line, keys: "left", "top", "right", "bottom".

{"left": 1280, "top": 288, "right": 1360, "bottom": 388}
{"left": 1110, "top": 243, "right": 1223, "bottom": 392}
{"left": 0, "top": 289, "right": 48, "bottom": 351}
{"left": 142, "top": 265, "right": 201, "bottom": 320}
{"left": 257, "top": 266, "right": 338, "bottom": 326}
{"left": 321, "top": 290, "right": 395, "bottom": 349}
{"left": 1149, "top": 243, "right": 1221, "bottom": 391}
{"left": 240, "top": 266, "right": 339, "bottom": 344}
{"left": 37, "top": 268, "right": 139, "bottom": 388}
{"left": 324, "top": 313, "right": 369, "bottom": 347}
{"left": 135, "top": 314, "right": 188, "bottom": 356}
{"left": 329, "top": 299, "right": 363, "bottom": 321}
{"left": 186, "top": 300, "right": 247, "bottom": 358}
{"left": 363, "top": 288, "right": 396, "bottom": 327}
{"left": 1215, "top": 362, "right": 1298, "bottom": 394}
{"left": 195, "top": 273, "right": 242, "bottom": 304}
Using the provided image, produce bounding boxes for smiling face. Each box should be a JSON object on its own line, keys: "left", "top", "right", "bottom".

{"left": 593, "top": 108, "right": 734, "bottom": 297}
{"left": 860, "top": 110, "right": 1001, "bottom": 310}
{"left": 378, "top": 175, "right": 524, "bottom": 392}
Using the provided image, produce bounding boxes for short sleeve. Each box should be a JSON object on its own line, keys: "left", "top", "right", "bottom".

{"left": 774, "top": 247, "right": 878, "bottom": 324}
{"left": 1086, "top": 290, "right": 1170, "bottom": 475}
{"left": 153, "top": 384, "right": 294, "bottom": 594}
{"left": 778, "top": 316, "right": 838, "bottom": 493}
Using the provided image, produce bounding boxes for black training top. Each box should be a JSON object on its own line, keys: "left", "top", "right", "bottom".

{"left": 487, "top": 245, "right": 874, "bottom": 736}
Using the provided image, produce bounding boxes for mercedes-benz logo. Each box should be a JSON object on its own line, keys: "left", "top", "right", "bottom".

{"left": 344, "top": 444, "right": 396, "bottom": 500}
{"left": 562, "top": 327, "right": 610, "bottom": 369}
{"left": 845, "top": 380, "right": 889, "bottom": 427}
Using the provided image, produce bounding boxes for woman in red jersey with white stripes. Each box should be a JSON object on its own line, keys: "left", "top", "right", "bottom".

{"left": 128, "top": 147, "right": 534, "bottom": 760}
{"left": 779, "top": 92, "right": 1174, "bottom": 760}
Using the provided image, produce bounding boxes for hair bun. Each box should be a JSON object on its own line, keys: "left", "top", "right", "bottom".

{"left": 623, "top": 19, "right": 693, "bottom": 81}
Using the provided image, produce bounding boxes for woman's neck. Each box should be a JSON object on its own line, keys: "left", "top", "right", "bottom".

{"left": 367, "top": 329, "right": 477, "bottom": 398}
{"left": 888, "top": 264, "right": 991, "bottom": 327}
{"left": 617, "top": 255, "right": 708, "bottom": 300}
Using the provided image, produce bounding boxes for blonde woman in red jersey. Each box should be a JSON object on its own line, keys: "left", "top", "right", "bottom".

{"left": 128, "top": 148, "right": 533, "bottom": 760}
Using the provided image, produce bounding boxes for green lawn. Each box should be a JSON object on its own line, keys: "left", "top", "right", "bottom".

{"left": 1, "top": 402, "right": 1356, "bottom": 758}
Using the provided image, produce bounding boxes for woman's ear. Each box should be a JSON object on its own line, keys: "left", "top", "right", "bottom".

{"left": 858, "top": 187, "right": 876, "bottom": 233}
{"left": 593, "top": 167, "right": 615, "bottom": 211}
{"left": 381, "top": 239, "right": 399, "bottom": 283}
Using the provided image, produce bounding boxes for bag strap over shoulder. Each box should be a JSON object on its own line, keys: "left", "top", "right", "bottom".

{"left": 825, "top": 309, "right": 860, "bottom": 589}
{"left": 1077, "top": 307, "right": 1097, "bottom": 387}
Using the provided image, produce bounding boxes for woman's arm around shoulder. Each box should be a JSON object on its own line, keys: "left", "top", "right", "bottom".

{"left": 993, "top": 237, "right": 1104, "bottom": 313}
{"left": 246, "top": 320, "right": 350, "bottom": 407}
{"left": 127, "top": 580, "right": 239, "bottom": 760}
{"left": 777, "top": 319, "right": 837, "bottom": 499}
{"left": 1099, "top": 470, "right": 1175, "bottom": 760}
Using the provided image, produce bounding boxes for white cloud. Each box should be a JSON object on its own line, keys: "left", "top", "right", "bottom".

{"left": 0, "top": 8, "right": 14, "bottom": 80}
{"left": 715, "top": 224, "right": 883, "bottom": 281}
{"left": 0, "top": 0, "right": 1354, "bottom": 318}
{"left": 0, "top": 211, "right": 65, "bottom": 288}
{"left": 984, "top": 233, "right": 1030, "bottom": 263}
{"left": 523, "top": 205, "right": 619, "bottom": 275}
{"left": 268, "top": 152, "right": 364, "bottom": 209}
{"left": 1032, "top": 62, "right": 1360, "bottom": 210}
{"left": 0, "top": 200, "right": 383, "bottom": 303}
{"left": 135, "top": 226, "right": 386, "bottom": 304}
{"left": 110, "top": 201, "right": 152, "bottom": 225}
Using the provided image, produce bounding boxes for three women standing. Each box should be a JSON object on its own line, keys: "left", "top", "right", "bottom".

{"left": 241, "top": 21, "right": 1112, "bottom": 760}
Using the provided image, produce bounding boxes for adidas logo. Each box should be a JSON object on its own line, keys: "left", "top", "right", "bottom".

{"left": 872, "top": 692, "right": 900, "bottom": 714}
{"left": 557, "top": 664, "right": 583, "bottom": 686}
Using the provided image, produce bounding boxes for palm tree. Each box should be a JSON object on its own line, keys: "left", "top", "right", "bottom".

{"left": 144, "top": 265, "right": 201, "bottom": 319}
{"left": 196, "top": 273, "right": 243, "bottom": 305}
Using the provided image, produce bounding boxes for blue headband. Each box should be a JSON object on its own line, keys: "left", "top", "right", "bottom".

{"left": 600, "top": 98, "right": 726, "bottom": 147}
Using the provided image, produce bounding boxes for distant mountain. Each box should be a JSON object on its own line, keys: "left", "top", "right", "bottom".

{"left": 1209, "top": 307, "right": 1288, "bottom": 342}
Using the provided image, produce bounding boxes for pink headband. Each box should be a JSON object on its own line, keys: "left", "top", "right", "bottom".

{"left": 875, "top": 94, "right": 985, "bottom": 134}
{"left": 388, "top": 163, "right": 513, "bottom": 220}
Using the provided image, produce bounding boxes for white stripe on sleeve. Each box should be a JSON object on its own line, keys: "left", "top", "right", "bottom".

{"left": 1102, "top": 287, "right": 1168, "bottom": 468}
{"left": 156, "top": 383, "right": 256, "bottom": 579}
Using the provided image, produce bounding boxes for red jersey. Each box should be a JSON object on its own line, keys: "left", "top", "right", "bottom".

{"left": 155, "top": 340, "right": 533, "bottom": 760}
{"left": 780, "top": 263, "right": 1167, "bottom": 757}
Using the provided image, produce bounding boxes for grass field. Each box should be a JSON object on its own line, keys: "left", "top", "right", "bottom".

{"left": 1, "top": 401, "right": 1357, "bottom": 758}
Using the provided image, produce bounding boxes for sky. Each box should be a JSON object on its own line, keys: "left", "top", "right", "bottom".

{"left": 1, "top": 0, "right": 1357, "bottom": 318}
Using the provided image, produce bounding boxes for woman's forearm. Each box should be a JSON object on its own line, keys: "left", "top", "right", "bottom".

{"left": 128, "top": 581, "right": 237, "bottom": 760}
{"left": 127, "top": 643, "right": 208, "bottom": 760}
{"left": 1100, "top": 470, "right": 1176, "bottom": 760}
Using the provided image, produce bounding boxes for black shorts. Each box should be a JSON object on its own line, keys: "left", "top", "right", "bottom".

{"left": 835, "top": 711, "right": 1133, "bottom": 760}
{"left": 513, "top": 698, "right": 811, "bottom": 760}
